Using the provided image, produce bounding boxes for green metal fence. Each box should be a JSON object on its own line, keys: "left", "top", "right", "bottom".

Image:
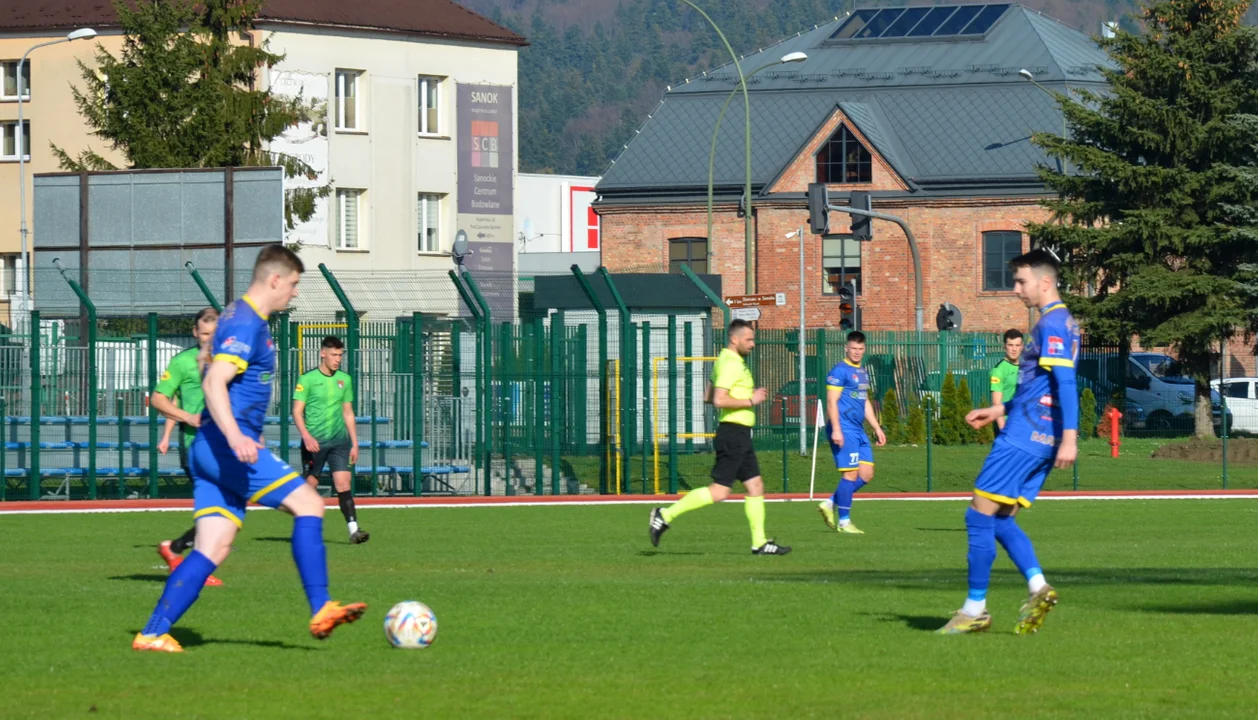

{"left": 2, "top": 261, "right": 1250, "bottom": 501}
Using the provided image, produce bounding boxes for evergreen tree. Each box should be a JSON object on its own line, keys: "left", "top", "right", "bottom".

{"left": 1080, "top": 387, "right": 1099, "bottom": 440}
{"left": 55, "top": 0, "right": 329, "bottom": 234}
{"left": 934, "top": 374, "right": 964, "bottom": 445}
{"left": 1030, "top": 0, "right": 1258, "bottom": 439}
{"left": 906, "top": 391, "right": 926, "bottom": 445}
{"left": 881, "top": 388, "right": 907, "bottom": 444}
{"left": 957, "top": 376, "right": 978, "bottom": 444}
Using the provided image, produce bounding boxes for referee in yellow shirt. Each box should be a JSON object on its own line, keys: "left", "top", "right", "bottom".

{"left": 648, "top": 319, "right": 791, "bottom": 555}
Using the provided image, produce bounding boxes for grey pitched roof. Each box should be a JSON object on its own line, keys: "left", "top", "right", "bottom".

{"left": 598, "top": 4, "right": 1109, "bottom": 198}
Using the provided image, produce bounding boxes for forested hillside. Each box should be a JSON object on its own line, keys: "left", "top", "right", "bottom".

{"left": 460, "top": 0, "right": 1257, "bottom": 175}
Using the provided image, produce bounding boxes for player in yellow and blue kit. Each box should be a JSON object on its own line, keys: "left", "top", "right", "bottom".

{"left": 133, "top": 246, "right": 367, "bottom": 653}
{"left": 818, "top": 331, "right": 886, "bottom": 534}
{"left": 938, "top": 249, "right": 1078, "bottom": 635}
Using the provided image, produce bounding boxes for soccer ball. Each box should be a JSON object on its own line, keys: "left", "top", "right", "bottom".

{"left": 384, "top": 601, "right": 437, "bottom": 649}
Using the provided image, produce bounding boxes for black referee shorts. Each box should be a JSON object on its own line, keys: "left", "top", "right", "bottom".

{"left": 301, "top": 441, "right": 352, "bottom": 479}
{"left": 710, "top": 422, "right": 760, "bottom": 487}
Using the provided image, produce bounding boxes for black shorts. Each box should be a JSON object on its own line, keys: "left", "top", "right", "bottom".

{"left": 301, "top": 441, "right": 352, "bottom": 478}
{"left": 711, "top": 423, "right": 760, "bottom": 487}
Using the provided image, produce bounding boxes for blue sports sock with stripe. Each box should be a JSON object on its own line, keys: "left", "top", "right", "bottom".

{"left": 292, "top": 516, "right": 331, "bottom": 615}
{"left": 993, "top": 514, "right": 1042, "bottom": 581}
{"left": 832, "top": 479, "right": 867, "bottom": 521}
{"left": 142, "top": 550, "right": 217, "bottom": 636}
{"left": 965, "top": 508, "right": 996, "bottom": 603}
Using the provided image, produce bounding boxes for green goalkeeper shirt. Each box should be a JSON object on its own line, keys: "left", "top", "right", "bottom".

{"left": 294, "top": 368, "right": 355, "bottom": 445}
{"left": 990, "top": 358, "right": 1019, "bottom": 405}
{"left": 154, "top": 346, "right": 205, "bottom": 447}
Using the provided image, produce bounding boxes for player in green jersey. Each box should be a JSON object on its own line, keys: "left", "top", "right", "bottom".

{"left": 294, "top": 336, "right": 366, "bottom": 543}
{"left": 152, "top": 307, "right": 223, "bottom": 585}
{"left": 989, "top": 329, "right": 1023, "bottom": 434}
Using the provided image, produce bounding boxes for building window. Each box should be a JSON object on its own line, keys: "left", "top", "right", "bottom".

{"left": 417, "top": 193, "right": 443, "bottom": 253}
{"left": 983, "top": 231, "right": 1023, "bottom": 291}
{"left": 1, "top": 120, "right": 30, "bottom": 160}
{"left": 335, "top": 70, "right": 361, "bottom": 130}
{"left": 816, "top": 125, "right": 872, "bottom": 184}
{"left": 823, "top": 236, "right": 862, "bottom": 295}
{"left": 2, "top": 61, "right": 31, "bottom": 100}
{"left": 668, "top": 237, "right": 708, "bottom": 274}
{"left": 1, "top": 254, "right": 18, "bottom": 296}
{"left": 418, "top": 75, "right": 442, "bottom": 135}
{"left": 336, "top": 189, "right": 363, "bottom": 249}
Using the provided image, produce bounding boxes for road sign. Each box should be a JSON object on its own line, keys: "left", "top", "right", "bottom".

{"left": 725, "top": 293, "right": 784, "bottom": 309}
{"left": 730, "top": 307, "right": 761, "bottom": 322}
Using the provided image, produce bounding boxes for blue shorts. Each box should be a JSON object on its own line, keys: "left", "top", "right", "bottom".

{"left": 974, "top": 437, "right": 1055, "bottom": 508}
{"left": 830, "top": 428, "right": 874, "bottom": 472}
{"left": 189, "top": 424, "right": 305, "bottom": 528}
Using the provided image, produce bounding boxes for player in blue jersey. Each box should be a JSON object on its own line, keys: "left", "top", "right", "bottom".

{"left": 133, "top": 246, "right": 367, "bottom": 653}
{"left": 818, "top": 331, "right": 886, "bottom": 534}
{"left": 937, "top": 248, "right": 1079, "bottom": 635}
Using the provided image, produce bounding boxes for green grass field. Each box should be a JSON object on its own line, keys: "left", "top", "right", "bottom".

{"left": 4, "top": 498, "right": 1258, "bottom": 718}
{"left": 606, "top": 437, "right": 1258, "bottom": 495}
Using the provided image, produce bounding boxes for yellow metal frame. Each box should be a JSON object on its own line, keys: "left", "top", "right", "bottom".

{"left": 296, "top": 323, "right": 347, "bottom": 372}
{"left": 652, "top": 356, "right": 717, "bottom": 495}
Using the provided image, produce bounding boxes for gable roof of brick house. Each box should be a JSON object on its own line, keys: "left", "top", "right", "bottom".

{"left": 597, "top": 4, "right": 1108, "bottom": 202}
{"left": 0, "top": 0, "right": 527, "bottom": 46}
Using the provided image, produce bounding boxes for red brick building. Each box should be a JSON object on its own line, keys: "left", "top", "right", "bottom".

{"left": 595, "top": 3, "right": 1106, "bottom": 334}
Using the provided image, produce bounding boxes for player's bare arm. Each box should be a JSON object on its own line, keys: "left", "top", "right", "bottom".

{"left": 158, "top": 417, "right": 176, "bottom": 455}
{"left": 966, "top": 404, "right": 1004, "bottom": 429}
{"left": 990, "top": 390, "right": 1006, "bottom": 429}
{"left": 711, "top": 386, "right": 766, "bottom": 409}
{"left": 151, "top": 391, "right": 200, "bottom": 427}
{"left": 293, "top": 399, "right": 319, "bottom": 453}
{"left": 864, "top": 398, "right": 886, "bottom": 446}
{"left": 203, "top": 360, "right": 258, "bottom": 463}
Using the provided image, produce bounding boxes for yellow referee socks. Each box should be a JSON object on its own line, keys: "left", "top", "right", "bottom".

{"left": 661, "top": 486, "right": 714, "bottom": 523}
{"left": 744, "top": 495, "right": 768, "bottom": 547}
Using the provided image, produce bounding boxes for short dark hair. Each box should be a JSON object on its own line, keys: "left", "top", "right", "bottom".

{"left": 846, "top": 331, "right": 866, "bottom": 344}
{"left": 252, "top": 244, "right": 305, "bottom": 282}
{"left": 728, "top": 319, "right": 755, "bottom": 336}
{"left": 1003, "top": 328, "right": 1024, "bottom": 342}
{"left": 1010, "top": 248, "right": 1059, "bottom": 277}
{"left": 321, "top": 336, "right": 344, "bottom": 350}
{"left": 193, "top": 307, "right": 218, "bottom": 326}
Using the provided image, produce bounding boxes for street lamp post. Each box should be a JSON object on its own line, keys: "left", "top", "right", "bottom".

{"left": 683, "top": 0, "right": 798, "bottom": 294}
{"left": 1019, "top": 68, "right": 1068, "bottom": 174}
{"left": 786, "top": 226, "right": 806, "bottom": 454}
{"left": 705, "top": 52, "right": 807, "bottom": 267}
{"left": 16, "top": 27, "right": 97, "bottom": 318}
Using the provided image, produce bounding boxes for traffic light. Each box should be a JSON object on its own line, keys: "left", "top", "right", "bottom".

{"left": 807, "top": 183, "right": 830, "bottom": 235}
{"left": 849, "top": 191, "right": 872, "bottom": 241}
{"left": 936, "top": 303, "right": 962, "bottom": 331}
{"left": 839, "top": 282, "right": 857, "bottom": 331}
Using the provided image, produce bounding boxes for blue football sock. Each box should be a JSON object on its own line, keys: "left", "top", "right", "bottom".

{"left": 292, "top": 516, "right": 331, "bottom": 615}
{"left": 835, "top": 479, "right": 867, "bottom": 521}
{"left": 965, "top": 508, "right": 997, "bottom": 602}
{"left": 141, "top": 550, "right": 217, "bottom": 636}
{"left": 993, "top": 514, "right": 1042, "bottom": 580}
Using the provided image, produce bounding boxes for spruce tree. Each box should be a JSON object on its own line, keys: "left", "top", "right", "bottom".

{"left": 906, "top": 392, "right": 926, "bottom": 445}
{"left": 881, "top": 388, "right": 907, "bottom": 444}
{"left": 55, "top": 0, "right": 329, "bottom": 233}
{"left": 1029, "top": 0, "right": 1258, "bottom": 439}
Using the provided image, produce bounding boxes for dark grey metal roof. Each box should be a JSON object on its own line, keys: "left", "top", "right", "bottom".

{"left": 597, "top": 4, "right": 1108, "bottom": 198}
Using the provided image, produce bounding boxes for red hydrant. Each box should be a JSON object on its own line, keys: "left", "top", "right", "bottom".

{"left": 1105, "top": 407, "right": 1123, "bottom": 458}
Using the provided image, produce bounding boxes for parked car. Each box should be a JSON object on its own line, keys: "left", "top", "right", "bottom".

{"left": 1210, "top": 377, "right": 1258, "bottom": 434}
{"left": 1080, "top": 352, "right": 1228, "bottom": 434}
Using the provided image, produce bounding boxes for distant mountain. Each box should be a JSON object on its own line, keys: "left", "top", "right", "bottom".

{"left": 458, "top": 0, "right": 1258, "bottom": 176}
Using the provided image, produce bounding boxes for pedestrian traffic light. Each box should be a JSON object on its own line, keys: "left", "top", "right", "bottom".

{"left": 849, "top": 191, "right": 872, "bottom": 241}
{"left": 839, "top": 282, "right": 857, "bottom": 330}
{"left": 807, "top": 183, "right": 830, "bottom": 235}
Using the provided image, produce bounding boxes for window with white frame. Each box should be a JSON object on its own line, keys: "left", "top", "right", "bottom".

{"left": 2, "top": 61, "right": 31, "bottom": 100}
{"left": 1, "top": 254, "right": 18, "bottom": 296}
{"left": 417, "top": 75, "right": 442, "bottom": 135}
{"left": 417, "top": 193, "right": 443, "bottom": 253}
{"left": 335, "top": 189, "right": 364, "bottom": 249}
{"left": 1, "top": 120, "right": 30, "bottom": 160}
{"left": 334, "top": 70, "right": 361, "bottom": 130}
